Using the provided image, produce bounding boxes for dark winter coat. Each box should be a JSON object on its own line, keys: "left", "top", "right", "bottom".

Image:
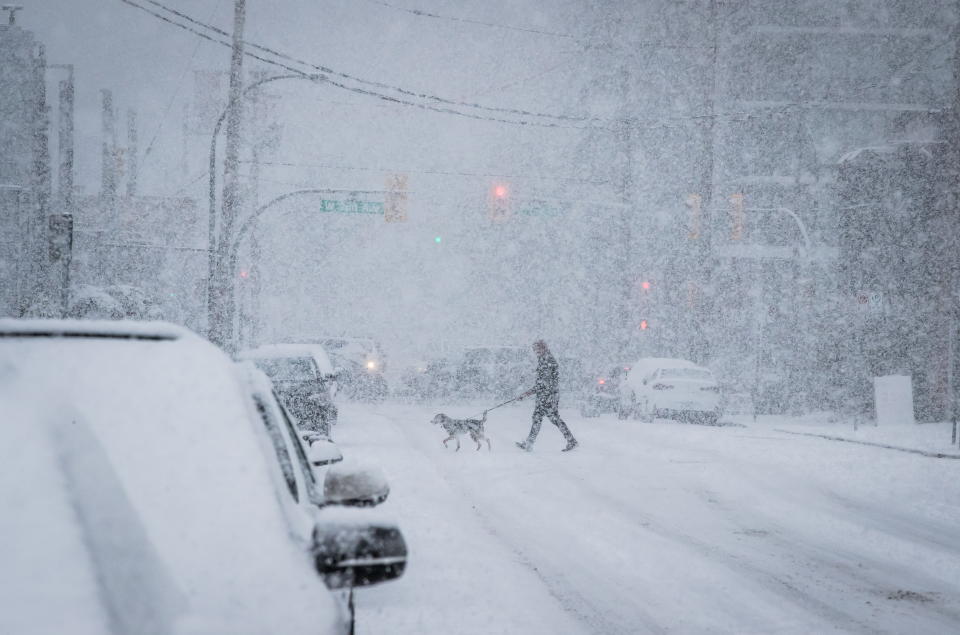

{"left": 533, "top": 350, "right": 560, "bottom": 404}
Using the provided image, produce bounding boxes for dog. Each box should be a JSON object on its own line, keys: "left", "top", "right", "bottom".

{"left": 431, "top": 412, "right": 491, "bottom": 451}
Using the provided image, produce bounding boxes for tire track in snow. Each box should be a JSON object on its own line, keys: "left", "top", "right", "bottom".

{"left": 551, "top": 425, "right": 960, "bottom": 632}
{"left": 355, "top": 406, "right": 650, "bottom": 635}
{"left": 538, "top": 459, "right": 879, "bottom": 634}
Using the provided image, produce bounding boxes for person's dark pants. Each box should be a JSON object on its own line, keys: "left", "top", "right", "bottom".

{"left": 525, "top": 395, "right": 576, "bottom": 446}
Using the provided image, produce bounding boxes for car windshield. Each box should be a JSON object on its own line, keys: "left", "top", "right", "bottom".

{"left": 660, "top": 368, "right": 713, "bottom": 380}
{"left": 253, "top": 357, "right": 318, "bottom": 381}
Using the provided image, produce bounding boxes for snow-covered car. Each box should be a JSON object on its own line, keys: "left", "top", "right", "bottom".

{"left": 579, "top": 364, "right": 631, "bottom": 417}
{"left": 314, "top": 336, "right": 389, "bottom": 402}
{"left": 238, "top": 343, "right": 339, "bottom": 436}
{"left": 237, "top": 361, "right": 391, "bottom": 508}
{"left": 397, "top": 356, "right": 459, "bottom": 401}
{"left": 455, "top": 345, "right": 534, "bottom": 399}
{"left": 0, "top": 318, "right": 405, "bottom": 634}
{"left": 617, "top": 357, "right": 723, "bottom": 425}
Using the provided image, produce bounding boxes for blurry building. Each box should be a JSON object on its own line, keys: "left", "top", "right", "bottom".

{"left": 71, "top": 193, "right": 207, "bottom": 330}
{"left": 0, "top": 11, "right": 52, "bottom": 316}
{"left": 833, "top": 112, "right": 958, "bottom": 420}
{"left": 571, "top": 0, "right": 956, "bottom": 415}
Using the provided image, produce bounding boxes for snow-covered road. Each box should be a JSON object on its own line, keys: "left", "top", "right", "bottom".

{"left": 335, "top": 402, "right": 960, "bottom": 634}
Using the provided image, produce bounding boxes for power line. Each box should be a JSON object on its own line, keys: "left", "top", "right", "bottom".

{"left": 120, "top": 0, "right": 592, "bottom": 130}
{"left": 141, "top": 0, "right": 225, "bottom": 164}
{"left": 239, "top": 158, "right": 608, "bottom": 185}
{"left": 139, "top": 0, "right": 596, "bottom": 124}
{"left": 358, "top": 0, "right": 576, "bottom": 40}
{"left": 120, "top": 0, "right": 792, "bottom": 132}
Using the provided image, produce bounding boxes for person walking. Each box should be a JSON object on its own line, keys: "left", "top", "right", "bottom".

{"left": 516, "top": 339, "right": 579, "bottom": 452}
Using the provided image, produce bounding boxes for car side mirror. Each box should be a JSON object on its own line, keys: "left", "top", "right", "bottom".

{"left": 312, "top": 510, "right": 407, "bottom": 588}
{"left": 323, "top": 462, "right": 390, "bottom": 507}
{"left": 308, "top": 438, "right": 344, "bottom": 466}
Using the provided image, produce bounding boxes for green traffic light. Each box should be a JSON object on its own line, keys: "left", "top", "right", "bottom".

{"left": 434, "top": 236, "right": 442, "bottom": 244}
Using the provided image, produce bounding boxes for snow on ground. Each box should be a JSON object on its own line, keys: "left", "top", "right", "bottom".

{"left": 737, "top": 413, "right": 960, "bottom": 456}
{"left": 334, "top": 401, "right": 960, "bottom": 634}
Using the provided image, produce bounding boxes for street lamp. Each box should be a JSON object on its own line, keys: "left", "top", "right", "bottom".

{"left": 206, "top": 72, "right": 324, "bottom": 347}
{"left": 224, "top": 188, "right": 383, "bottom": 352}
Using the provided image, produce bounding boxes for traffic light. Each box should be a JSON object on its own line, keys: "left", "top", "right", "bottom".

{"left": 488, "top": 183, "right": 511, "bottom": 222}
{"left": 685, "top": 193, "right": 702, "bottom": 239}
{"left": 385, "top": 173, "right": 408, "bottom": 222}
{"left": 239, "top": 269, "right": 250, "bottom": 280}
{"left": 728, "top": 192, "right": 744, "bottom": 240}
{"left": 639, "top": 319, "right": 649, "bottom": 330}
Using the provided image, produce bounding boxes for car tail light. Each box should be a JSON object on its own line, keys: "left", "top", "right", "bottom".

{"left": 700, "top": 386, "right": 720, "bottom": 393}
{"left": 652, "top": 383, "right": 674, "bottom": 390}
{"left": 597, "top": 378, "right": 606, "bottom": 385}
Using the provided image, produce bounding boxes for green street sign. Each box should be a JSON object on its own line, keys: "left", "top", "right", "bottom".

{"left": 319, "top": 199, "right": 384, "bottom": 215}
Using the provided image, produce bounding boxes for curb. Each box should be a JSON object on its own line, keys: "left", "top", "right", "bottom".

{"left": 773, "top": 429, "right": 960, "bottom": 459}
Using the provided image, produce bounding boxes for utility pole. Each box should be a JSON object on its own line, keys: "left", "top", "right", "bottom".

{"left": 51, "top": 64, "right": 74, "bottom": 317}
{"left": 615, "top": 64, "right": 635, "bottom": 359}
{"left": 691, "top": 0, "right": 721, "bottom": 363}
{"left": 948, "top": 0, "right": 960, "bottom": 440}
{"left": 211, "top": 0, "right": 247, "bottom": 353}
{"left": 126, "top": 109, "right": 138, "bottom": 199}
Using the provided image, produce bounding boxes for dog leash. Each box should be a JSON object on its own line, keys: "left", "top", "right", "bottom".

{"left": 480, "top": 393, "right": 527, "bottom": 417}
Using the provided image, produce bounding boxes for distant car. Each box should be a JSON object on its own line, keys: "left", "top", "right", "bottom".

{"left": 0, "top": 318, "right": 405, "bottom": 634}
{"left": 579, "top": 364, "right": 631, "bottom": 418}
{"left": 238, "top": 343, "right": 339, "bottom": 436}
{"left": 617, "top": 357, "right": 722, "bottom": 425}
{"left": 455, "top": 346, "right": 533, "bottom": 399}
{"left": 398, "top": 356, "right": 460, "bottom": 401}
{"left": 557, "top": 355, "right": 590, "bottom": 399}
{"left": 236, "top": 361, "right": 391, "bottom": 509}
{"left": 313, "top": 337, "right": 389, "bottom": 402}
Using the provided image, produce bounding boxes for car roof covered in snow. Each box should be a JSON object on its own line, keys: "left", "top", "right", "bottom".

{"left": 237, "top": 343, "right": 335, "bottom": 375}
{"left": 628, "top": 357, "right": 708, "bottom": 375}
{"left": 0, "top": 320, "right": 341, "bottom": 634}
{"left": 0, "top": 318, "right": 194, "bottom": 341}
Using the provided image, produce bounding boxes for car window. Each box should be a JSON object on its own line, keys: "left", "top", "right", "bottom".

{"left": 253, "top": 357, "right": 318, "bottom": 381}
{"left": 273, "top": 393, "right": 321, "bottom": 501}
{"left": 254, "top": 396, "right": 299, "bottom": 503}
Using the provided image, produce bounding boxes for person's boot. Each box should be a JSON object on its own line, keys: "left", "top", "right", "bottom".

{"left": 515, "top": 441, "right": 533, "bottom": 452}
{"left": 561, "top": 439, "right": 579, "bottom": 452}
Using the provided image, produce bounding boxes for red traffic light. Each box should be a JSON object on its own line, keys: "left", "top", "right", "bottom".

{"left": 239, "top": 269, "right": 250, "bottom": 279}
{"left": 641, "top": 280, "right": 651, "bottom": 290}
{"left": 493, "top": 184, "right": 508, "bottom": 198}
{"left": 639, "top": 320, "right": 649, "bottom": 330}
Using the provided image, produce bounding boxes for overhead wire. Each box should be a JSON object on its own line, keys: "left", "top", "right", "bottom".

{"left": 358, "top": 0, "right": 576, "bottom": 40}
{"left": 140, "top": 0, "right": 225, "bottom": 165}
{"left": 139, "top": 0, "right": 597, "bottom": 124}
{"left": 121, "top": 0, "right": 593, "bottom": 130}
{"left": 239, "top": 158, "right": 607, "bottom": 185}
{"left": 121, "top": 0, "right": 793, "bottom": 133}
